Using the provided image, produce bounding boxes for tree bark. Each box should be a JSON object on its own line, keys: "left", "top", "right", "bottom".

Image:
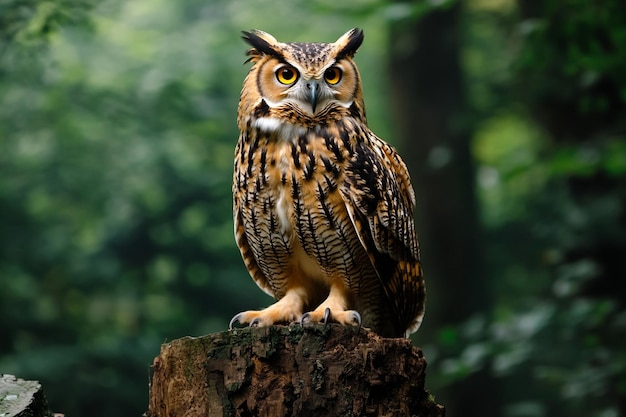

{"left": 0, "top": 374, "right": 53, "bottom": 417}
{"left": 147, "top": 324, "right": 444, "bottom": 417}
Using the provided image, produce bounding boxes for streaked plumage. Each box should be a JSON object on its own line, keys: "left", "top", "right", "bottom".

{"left": 230, "top": 28, "right": 425, "bottom": 337}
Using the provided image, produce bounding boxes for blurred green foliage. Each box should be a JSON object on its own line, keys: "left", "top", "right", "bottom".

{"left": 433, "top": 1, "right": 626, "bottom": 416}
{"left": 1, "top": 0, "right": 625, "bottom": 416}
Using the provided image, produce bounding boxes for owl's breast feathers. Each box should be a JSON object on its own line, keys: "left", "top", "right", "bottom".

{"left": 233, "top": 100, "right": 424, "bottom": 336}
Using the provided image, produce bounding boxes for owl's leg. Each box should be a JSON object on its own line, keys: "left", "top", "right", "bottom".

{"left": 300, "top": 284, "right": 361, "bottom": 330}
{"left": 229, "top": 287, "right": 308, "bottom": 329}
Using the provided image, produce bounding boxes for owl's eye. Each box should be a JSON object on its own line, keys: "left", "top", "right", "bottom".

{"left": 324, "top": 67, "right": 342, "bottom": 85}
{"left": 276, "top": 66, "right": 299, "bottom": 85}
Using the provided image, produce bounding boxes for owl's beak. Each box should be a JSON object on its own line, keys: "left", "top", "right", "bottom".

{"left": 306, "top": 81, "right": 320, "bottom": 113}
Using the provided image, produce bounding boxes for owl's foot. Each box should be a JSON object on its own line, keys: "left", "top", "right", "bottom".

{"left": 229, "top": 307, "right": 301, "bottom": 329}
{"left": 299, "top": 284, "right": 361, "bottom": 331}
{"left": 229, "top": 309, "right": 298, "bottom": 329}
{"left": 300, "top": 307, "right": 332, "bottom": 327}
{"left": 300, "top": 307, "right": 361, "bottom": 332}
{"left": 229, "top": 288, "right": 306, "bottom": 329}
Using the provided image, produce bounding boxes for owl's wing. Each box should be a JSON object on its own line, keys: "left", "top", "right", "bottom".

{"left": 339, "top": 131, "right": 424, "bottom": 333}
{"left": 340, "top": 133, "right": 419, "bottom": 262}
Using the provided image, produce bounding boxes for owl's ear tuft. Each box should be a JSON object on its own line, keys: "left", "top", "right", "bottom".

{"left": 335, "top": 28, "right": 364, "bottom": 60}
{"left": 242, "top": 30, "right": 282, "bottom": 63}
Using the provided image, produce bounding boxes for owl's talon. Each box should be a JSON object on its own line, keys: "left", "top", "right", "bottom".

{"left": 229, "top": 312, "right": 244, "bottom": 330}
{"left": 300, "top": 312, "right": 311, "bottom": 327}
{"left": 322, "top": 307, "right": 331, "bottom": 325}
{"left": 250, "top": 317, "right": 261, "bottom": 327}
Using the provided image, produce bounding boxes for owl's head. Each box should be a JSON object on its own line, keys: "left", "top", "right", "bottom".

{"left": 239, "top": 28, "right": 366, "bottom": 127}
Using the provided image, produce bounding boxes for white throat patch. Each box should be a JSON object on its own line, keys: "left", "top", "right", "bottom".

{"left": 254, "top": 117, "right": 307, "bottom": 139}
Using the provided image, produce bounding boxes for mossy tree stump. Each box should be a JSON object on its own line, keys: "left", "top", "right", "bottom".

{"left": 147, "top": 324, "right": 444, "bottom": 417}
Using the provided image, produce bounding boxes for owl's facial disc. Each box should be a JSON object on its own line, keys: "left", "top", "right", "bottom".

{"left": 261, "top": 60, "right": 354, "bottom": 117}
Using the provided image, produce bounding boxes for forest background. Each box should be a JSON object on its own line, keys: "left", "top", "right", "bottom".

{"left": 1, "top": 0, "right": 625, "bottom": 416}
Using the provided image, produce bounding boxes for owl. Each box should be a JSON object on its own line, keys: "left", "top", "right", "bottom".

{"left": 230, "top": 28, "right": 425, "bottom": 338}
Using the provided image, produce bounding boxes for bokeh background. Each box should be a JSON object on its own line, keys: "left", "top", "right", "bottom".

{"left": 1, "top": 0, "right": 625, "bottom": 416}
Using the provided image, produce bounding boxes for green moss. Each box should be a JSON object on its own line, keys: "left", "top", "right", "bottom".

{"left": 311, "top": 359, "right": 326, "bottom": 392}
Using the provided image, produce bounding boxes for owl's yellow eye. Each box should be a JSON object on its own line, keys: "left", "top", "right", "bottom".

{"left": 276, "top": 66, "right": 299, "bottom": 85}
{"left": 324, "top": 67, "right": 342, "bottom": 85}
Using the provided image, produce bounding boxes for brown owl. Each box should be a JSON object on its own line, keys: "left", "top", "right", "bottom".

{"left": 230, "top": 28, "right": 424, "bottom": 338}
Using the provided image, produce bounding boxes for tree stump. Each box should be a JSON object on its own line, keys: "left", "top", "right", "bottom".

{"left": 147, "top": 324, "right": 444, "bottom": 417}
{"left": 0, "top": 374, "right": 53, "bottom": 417}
